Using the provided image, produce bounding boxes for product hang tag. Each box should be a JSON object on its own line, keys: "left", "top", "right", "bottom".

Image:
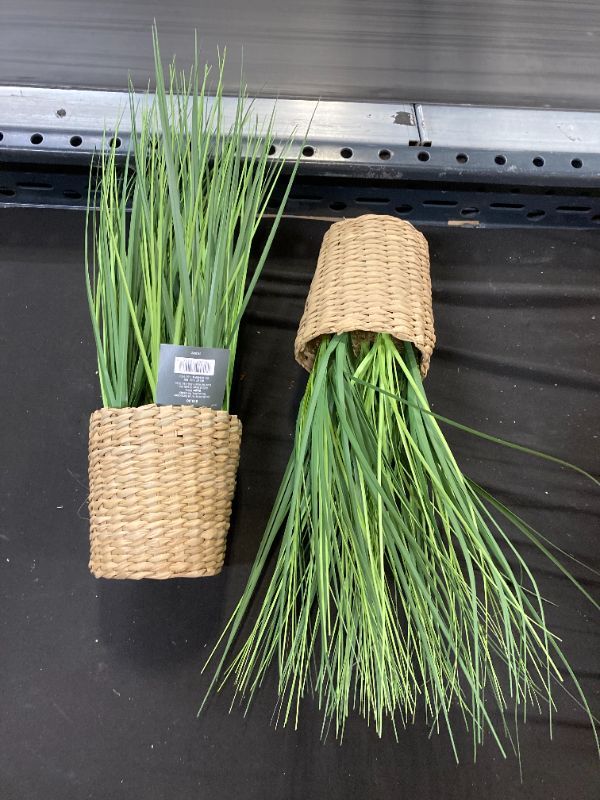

{"left": 156, "top": 344, "right": 229, "bottom": 409}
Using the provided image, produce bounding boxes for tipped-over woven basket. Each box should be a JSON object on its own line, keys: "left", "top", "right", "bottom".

{"left": 88, "top": 404, "right": 241, "bottom": 579}
{"left": 295, "top": 214, "right": 435, "bottom": 375}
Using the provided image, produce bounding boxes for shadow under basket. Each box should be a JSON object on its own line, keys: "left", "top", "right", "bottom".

{"left": 88, "top": 404, "right": 242, "bottom": 580}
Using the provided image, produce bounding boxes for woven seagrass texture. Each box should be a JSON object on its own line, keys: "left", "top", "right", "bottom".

{"left": 295, "top": 214, "right": 435, "bottom": 376}
{"left": 88, "top": 404, "right": 241, "bottom": 579}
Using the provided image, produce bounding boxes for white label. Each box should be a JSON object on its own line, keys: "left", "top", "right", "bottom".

{"left": 174, "top": 356, "right": 216, "bottom": 376}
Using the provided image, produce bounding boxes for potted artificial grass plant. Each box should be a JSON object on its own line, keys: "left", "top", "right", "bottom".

{"left": 203, "top": 215, "right": 598, "bottom": 758}
{"left": 85, "top": 31, "right": 298, "bottom": 579}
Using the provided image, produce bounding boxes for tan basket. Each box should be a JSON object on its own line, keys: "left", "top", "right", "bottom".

{"left": 88, "top": 404, "right": 242, "bottom": 579}
{"left": 295, "top": 215, "right": 435, "bottom": 376}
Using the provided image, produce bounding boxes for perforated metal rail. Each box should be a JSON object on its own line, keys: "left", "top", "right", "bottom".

{"left": 1, "top": 87, "right": 600, "bottom": 225}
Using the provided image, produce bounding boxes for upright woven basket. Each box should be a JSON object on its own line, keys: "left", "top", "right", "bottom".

{"left": 295, "top": 214, "right": 435, "bottom": 375}
{"left": 88, "top": 404, "right": 241, "bottom": 579}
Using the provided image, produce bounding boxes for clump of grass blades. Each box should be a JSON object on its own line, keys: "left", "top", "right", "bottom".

{"left": 203, "top": 332, "right": 598, "bottom": 757}
{"left": 86, "top": 30, "right": 298, "bottom": 409}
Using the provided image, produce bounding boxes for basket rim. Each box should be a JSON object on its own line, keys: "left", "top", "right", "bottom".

{"left": 90, "top": 402, "right": 241, "bottom": 422}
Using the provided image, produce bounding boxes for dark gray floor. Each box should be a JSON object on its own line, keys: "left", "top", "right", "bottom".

{"left": 0, "top": 209, "right": 598, "bottom": 799}
{"left": 2, "top": 1, "right": 600, "bottom": 109}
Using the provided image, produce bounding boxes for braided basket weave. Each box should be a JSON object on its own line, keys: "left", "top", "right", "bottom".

{"left": 88, "top": 404, "right": 241, "bottom": 579}
{"left": 295, "top": 214, "right": 435, "bottom": 376}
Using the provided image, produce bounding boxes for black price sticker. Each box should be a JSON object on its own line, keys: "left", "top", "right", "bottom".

{"left": 156, "top": 344, "right": 229, "bottom": 409}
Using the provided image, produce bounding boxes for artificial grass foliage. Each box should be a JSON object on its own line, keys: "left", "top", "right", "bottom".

{"left": 203, "top": 332, "right": 598, "bottom": 757}
{"left": 86, "top": 29, "right": 298, "bottom": 410}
